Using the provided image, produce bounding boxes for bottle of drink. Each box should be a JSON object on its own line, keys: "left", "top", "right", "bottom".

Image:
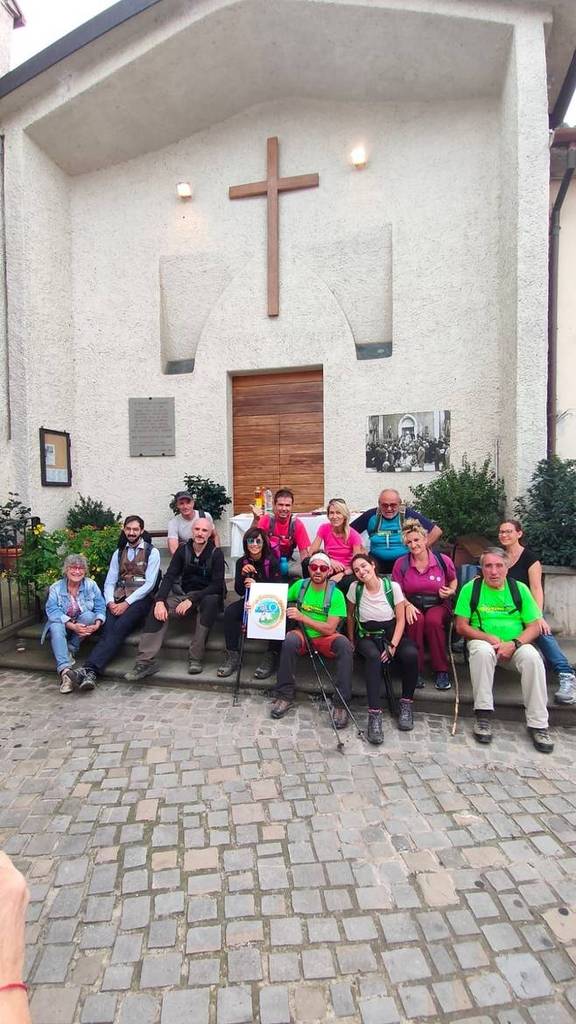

{"left": 254, "top": 487, "right": 263, "bottom": 513}
{"left": 264, "top": 488, "right": 273, "bottom": 513}
{"left": 279, "top": 556, "right": 289, "bottom": 578}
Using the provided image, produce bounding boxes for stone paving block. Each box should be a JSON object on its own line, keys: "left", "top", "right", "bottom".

{"left": 455, "top": 941, "right": 490, "bottom": 969}
{"left": 79, "top": 923, "right": 118, "bottom": 949}
{"left": 337, "top": 943, "right": 378, "bottom": 973}
{"left": 527, "top": 1005, "right": 573, "bottom": 1024}
{"left": 302, "top": 947, "right": 336, "bottom": 978}
{"left": 482, "top": 923, "right": 522, "bottom": 952}
{"left": 293, "top": 985, "right": 327, "bottom": 1022}
{"left": 270, "top": 916, "right": 302, "bottom": 945}
{"left": 155, "top": 891, "right": 185, "bottom": 916}
{"left": 188, "top": 957, "right": 221, "bottom": 985}
{"left": 379, "top": 911, "right": 419, "bottom": 943}
{"left": 448, "top": 908, "right": 481, "bottom": 935}
{"left": 33, "top": 944, "right": 74, "bottom": 983}
{"left": 383, "top": 946, "right": 431, "bottom": 982}
{"left": 259, "top": 985, "right": 291, "bottom": 1024}
{"left": 48, "top": 885, "right": 83, "bottom": 918}
{"left": 84, "top": 895, "right": 115, "bottom": 923}
{"left": 120, "top": 896, "right": 150, "bottom": 930}
{"left": 226, "top": 920, "right": 264, "bottom": 946}
{"left": 433, "top": 979, "right": 473, "bottom": 1013}
{"left": 80, "top": 994, "right": 118, "bottom": 1023}
{"left": 101, "top": 964, "right": 134, "bottom": 990}
{"left": 398, "top": 984, "right": 437, "bottom": 1018}
{"left": 343, "top": 915, "right": 378, "bottom": 941}
{"left": 148, "top": 918, "right": 177, "bottom": 948}
{"left": 111, "top": 933, "right": 143, "bottom": 964}
{"left": 542, "top": 904, "right": 576, "bottom": 942}
{"left": 331, "top": 981, "right": 356, "bottom": 1017}
{"left": 225, "top": 893, "right": 255, "bottom": 918}
{"left": 217, "top": 985, "right": 254, "bottom": 1023}
{"left": 160, "top": 989, "right": 210, "bottom": 1024}
{"left": 496, "top": 953, "right": 553, "bottom": 998}
{"left": 118, "top": 994, "right": 159, "bottom": 1024}
{"left": 307, "top": 917, "right": 340, "bottom": 942}
{"left": 269, "top": 951, "right": 301, "bottom": 982}
{"left": 228, "top": 947, "right": 263, "bottom": 981}
{"left": 140, "top": 952, "right": 182, "bottom": 988}
{"left": 465, "top": 891, "right": 500, "bottom": 917}
{"left": 54, "top": 856, "right": 89, "bottom": 886}
{"left": 466, "top": 971, "right": 513, "bottom": 1007}
{"left": 186, "top": 925, "right": 222, "bottom": 954}
{"left": 417, "top": 870, "right": 459, "bottom": 907}
{"left": 359, "top": 995, "right": 401, "bottom": 1024}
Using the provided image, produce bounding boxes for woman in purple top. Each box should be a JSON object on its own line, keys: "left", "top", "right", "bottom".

{"left": 308, "top": 498, "right": 364, "bottom": 593}
{"left": 392, "top": 519, "right": 456, "bottom": 690}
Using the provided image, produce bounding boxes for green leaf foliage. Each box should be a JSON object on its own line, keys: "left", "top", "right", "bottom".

{"left": 410, "top": 457, "right": 506, "bottom": 544}
{"left": 66, "top": 494, "right": 121, "bottom": 531}
{"left": 514, "top": 457, "right": 576, "bottom": 567}
{"left": 18, "top": 524, "right": 121, "bottom": 591}
{"left": 0, "top": 492, "right": 32, "bottom": 547}
{"left": 170, "top": 475, "right": 231, "bottom": 522}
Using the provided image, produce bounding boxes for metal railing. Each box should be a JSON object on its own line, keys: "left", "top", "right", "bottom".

{"left": 0, "top": 522, "right": 38, "bottom": 634}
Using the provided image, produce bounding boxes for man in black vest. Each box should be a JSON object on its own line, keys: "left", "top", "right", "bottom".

{"left": 126, "top": 519, "right": 225, "bottom": 679}
{"left": 69, "top": 516, "right": 161, "bottom": 691}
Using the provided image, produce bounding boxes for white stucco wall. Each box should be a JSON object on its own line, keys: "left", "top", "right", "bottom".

{"left": 0, "top": 0, "right": 555, "bottom": 539}
{"left": 553, "top": 178, "right": 576, "bottom": 460}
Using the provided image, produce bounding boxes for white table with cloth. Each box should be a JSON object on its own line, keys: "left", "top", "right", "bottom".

{"left": 229, "top": 513, "right": 368, "bottom": 558}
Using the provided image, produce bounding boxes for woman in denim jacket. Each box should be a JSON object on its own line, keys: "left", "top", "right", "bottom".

{"left": 42, "top": 554, "right": 106, "bottom": 694}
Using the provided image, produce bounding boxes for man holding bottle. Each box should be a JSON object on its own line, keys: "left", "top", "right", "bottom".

{"left": 251, "top": 488, "right": 311, "bottom": 578}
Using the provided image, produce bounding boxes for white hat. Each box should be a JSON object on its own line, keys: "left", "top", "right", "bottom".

{"left": 309, "top": 552, "right": 331, "bottom": 568}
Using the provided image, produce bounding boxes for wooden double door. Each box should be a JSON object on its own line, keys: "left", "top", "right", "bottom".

{"left": 232, "top": 370, "right": 324, "bottom": 514}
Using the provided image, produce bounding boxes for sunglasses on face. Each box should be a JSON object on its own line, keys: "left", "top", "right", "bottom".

{"left": 309, "top": 563, "right": 331, "bottom": 573}
{"left": 247, "top": 537, "right": 264, "bottom": 546}
{"left": 380, "top": 503, "right": 399, "bottom": 510}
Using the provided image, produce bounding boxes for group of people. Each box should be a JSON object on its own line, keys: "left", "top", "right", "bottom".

{"left": 41, "top": 486, "right": 575, "bottom": 754}
{"left": 366, "top": 435, "right": 450, "bottom": 473}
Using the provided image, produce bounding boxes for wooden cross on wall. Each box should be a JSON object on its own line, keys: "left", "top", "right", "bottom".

{"left": 229, "top": 136, "right": 319, "bottom": 316}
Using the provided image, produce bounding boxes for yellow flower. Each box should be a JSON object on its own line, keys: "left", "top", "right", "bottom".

{"left": 33, "top": 524, "right": 45, "bottom": 535}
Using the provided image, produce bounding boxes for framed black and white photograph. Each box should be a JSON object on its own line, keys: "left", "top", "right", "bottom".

{"left": 39, "top": 427, "right": 72, "bottom": 487}
{"left": 366, "top": 411, "right": 451, "bottom": 473}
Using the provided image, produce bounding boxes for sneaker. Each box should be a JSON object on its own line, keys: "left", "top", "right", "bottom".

{"left": 77, "top": 668, "right": 97, "bottom": 692}
{"left": 187, "top": 658, "right": 203, "bottom": 675}
{"left": 124, "top": 660, "right": 159, "bottom": 681}
{"left": 435, "top": 671, "right": 451, "bottom": 690}
{"left": 217, "top": 651, "right": 240, "bottom": 678}
{"left": 555, "top": 672, "right": 576, "bottom": 705}
{"left": 473, "top": 716, "right": 493, "bottom": 744}
{"left": 529, "top": 728, "right": 554, "bottom": 754}
{"left": 59, "top": 668, "right": 75, "bottom": 694}
{"left": 254, "top": 651, "right": 277, "bottom": 680}
{"left": 367, "top": 711, "right": 384, "bottom": 745}
{"left": 398, "top": 699, "right": 414, "bottom": 731}
{"left": 271, "top": 698, "right": 294, "bottom": 719}
{"left": 416, "top": 677, "right": 426, "bottom": 689}
{"left": 332, "top": 706, "right": 349, "bottom": 730}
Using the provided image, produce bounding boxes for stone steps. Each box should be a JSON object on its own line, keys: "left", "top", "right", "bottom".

{"left": 1, "top": 617, "right": 576, "bottom": 725}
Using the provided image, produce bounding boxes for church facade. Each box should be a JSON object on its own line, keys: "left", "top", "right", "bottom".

{"left": 0, "top": 0, "right": 574, "bottom": 534}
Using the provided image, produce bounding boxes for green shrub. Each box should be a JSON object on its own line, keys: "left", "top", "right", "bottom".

{"left": 66, "top": 494, "right": 121, "bottom": 531}
{"left": 18, "top": 524, "right": 120, "bottom": 591}
{"left": 410, "top": 457, "right": 506, "bottom": 544}
{"left": 0, "top": 492, "right": 32, "bottom": 547}
{"left": 170, "top": 476, "right": 231, "bottom": 521}
{"left": 514, "top": 457, "right": 576, "bottom": 567}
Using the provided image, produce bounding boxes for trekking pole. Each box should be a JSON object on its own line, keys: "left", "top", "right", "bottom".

{"left": 232, "top": 589, "right": 250, "bottom": 707}
{"left": 309, "top": 640, "right": 366, "bottom": 742}
{"left": 447, "top": 618, "right": 460, "bottom": 735}
{"left": 302, "top": 629, "right": 345, "bottom": 752}
{"left": 380, "top": 640, "right": 399, "bottom": 719}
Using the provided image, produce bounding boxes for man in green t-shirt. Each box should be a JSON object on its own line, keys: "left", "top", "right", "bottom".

{"left": 271, "top": 553, "right": 353, "bottom": 727}
{"left": 455, "top": 548, "right": 553, "bottom": 753}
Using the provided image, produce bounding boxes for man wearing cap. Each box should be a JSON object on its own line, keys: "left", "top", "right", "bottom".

{"left": 168, "top": 491, "right": 220, "bottom": 554}
{"left": 270, "top": 552, "right": 353, "bottom": 727}
{"left": 351, "top": 489, "right": 442, "bottom": 575}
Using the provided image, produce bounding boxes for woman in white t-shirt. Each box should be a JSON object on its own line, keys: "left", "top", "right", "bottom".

{"left": 346, "top": 553, "right": 419, "bottom": 744}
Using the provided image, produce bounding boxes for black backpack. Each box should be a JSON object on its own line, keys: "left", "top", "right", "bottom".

{"left": 467, "top": 575, "right": 525, "bottom": 631}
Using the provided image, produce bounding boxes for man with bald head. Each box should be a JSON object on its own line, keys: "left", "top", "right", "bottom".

{"left": 352, "top": 489, "right": 442, "bottom": 575}
{"left": 126, "top": 519, "right": 225, "bottom": 679}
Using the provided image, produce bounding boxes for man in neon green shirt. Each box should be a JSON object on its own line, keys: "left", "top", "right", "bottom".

{"left": 455, "top": 548, "right": 553, "bottom": 753}
{"left": 271, "top": 553, "right": 353, "bottom": 727}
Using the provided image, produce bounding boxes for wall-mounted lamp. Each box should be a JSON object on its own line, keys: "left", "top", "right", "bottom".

{"left": 176, "top": 181, "right": 193, "bottom": 199}
{"left": 350, "top": 145, "right": 367, "bottom": 169}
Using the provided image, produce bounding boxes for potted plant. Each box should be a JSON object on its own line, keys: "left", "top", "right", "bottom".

{"left": 169, "top": 475, "right": 231, "bottom": 521}
{"left": 0, "top": 493, "right": 32, "bottom": 571}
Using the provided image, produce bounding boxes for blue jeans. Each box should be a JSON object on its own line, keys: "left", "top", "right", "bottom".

{"left": 46, "top": 611, "right": 98, "bottom": 672}
{"left": 535, "top": 632, "right": 574, "bottom": 676}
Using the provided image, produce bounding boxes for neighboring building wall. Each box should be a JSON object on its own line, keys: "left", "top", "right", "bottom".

{"left": 553, "top": 177, "right": 576, "bottom": 459}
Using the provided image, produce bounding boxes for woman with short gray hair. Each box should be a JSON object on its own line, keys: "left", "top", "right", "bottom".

{"left": 42, "top": 554, "right": 106, "bottom": 694}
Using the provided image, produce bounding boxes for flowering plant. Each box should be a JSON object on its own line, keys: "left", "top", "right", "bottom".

{"left": 18, "top": 524, "right": 121, "bottom": 592}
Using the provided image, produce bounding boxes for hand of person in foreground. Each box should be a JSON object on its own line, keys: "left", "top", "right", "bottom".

{"left": 0, "top": 852, "right": 31, "bottom": 1024}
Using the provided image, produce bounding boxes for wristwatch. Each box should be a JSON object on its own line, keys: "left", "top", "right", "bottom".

{"left": 512, "top": 638, "right": 522, "bottom": 650}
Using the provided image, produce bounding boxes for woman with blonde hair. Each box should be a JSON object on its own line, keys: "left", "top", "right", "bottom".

{"left": 307, "top": 498, "right": 364, "bottom": 592}
{"left": 392, "top": 518, "right": 456, "bottom": 690}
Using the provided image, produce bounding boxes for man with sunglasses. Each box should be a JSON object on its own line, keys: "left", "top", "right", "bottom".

{"left": 351, "top": 489, "right": 442, "bottom": 575}
{"left": 270, "top": 552, "right": 353, "bottom": 726}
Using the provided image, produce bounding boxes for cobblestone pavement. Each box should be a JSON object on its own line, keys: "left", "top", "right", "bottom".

{"left": 2, "top": 670, "right": 576, "bottom": 1023}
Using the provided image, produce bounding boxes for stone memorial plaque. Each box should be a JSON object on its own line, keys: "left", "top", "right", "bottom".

{"left": 129, "top": 397, "right": 175, "bottom": 457}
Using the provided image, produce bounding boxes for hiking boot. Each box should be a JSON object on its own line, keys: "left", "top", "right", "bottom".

{"left": 77, "top": 668, "right": 97, "bottom": 692}
{"left": 254, "top": 651, "right": 277, "bottom": 680}
{"left": 217, "top": 651, "right": 239, "bottom": 678}
{"left": 271, "top": 698, "right": 294, "bottom": 719}
{"left": 332, "top": 706, "right": 349, "bottom": 730}
{"left": 124, "top": 660, "right": 159, "bottom": 681}
{"left": 435, "top": 671, "right": 451, "bottom": 690}
{"left": 473, "top": 716, "right": 493, "bottom": 744}
{"left": 188, "top": 658, "right": 203, "bottom": 675}
{"left": 555, "top": 672, "right": 576, "bottom": 705}
{"left": 367, "top": 711, "right": 384, "bottom": 745}
{"left": 59, "top": 668, "right": 75, "bottom": 694}
{"left": 529, "top": 728, "right": 554, "bottom": 754}
{"left": 398, "top": 699, "right": 414, "bottom": 731}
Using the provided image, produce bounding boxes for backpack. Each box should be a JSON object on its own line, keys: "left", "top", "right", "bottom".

{"left": 353, "top": 577, "right": 395, "bottom": 639}
{"left": 396, "top": 550, "right": 449, "bottom": 581}
{"left": 369, "top": 508, "right": 406, "bottom": 536}
{"left": 468, "top": 574, "right": 525, "bottom": 631}
{"left": 267, "top": 514, "right": 296, "bottom": 559}
{"left": 182, "top": 542, "right": 227, "bottom": 605}
{"left": 293, "top": 578, "right": 337, "bottom": 617}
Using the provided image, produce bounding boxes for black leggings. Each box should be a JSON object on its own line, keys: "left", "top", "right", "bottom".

{"left": 356, "top": 620, "right": 418, "bottom": 707}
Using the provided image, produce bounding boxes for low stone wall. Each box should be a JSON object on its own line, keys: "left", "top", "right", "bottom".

{"left": 543, "top": 565, "right": 576, "bottom": 635}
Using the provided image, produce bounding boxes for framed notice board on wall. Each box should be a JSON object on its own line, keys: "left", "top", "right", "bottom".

{"left": 39, "top": 427, "right": 72, "bottom": 487}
